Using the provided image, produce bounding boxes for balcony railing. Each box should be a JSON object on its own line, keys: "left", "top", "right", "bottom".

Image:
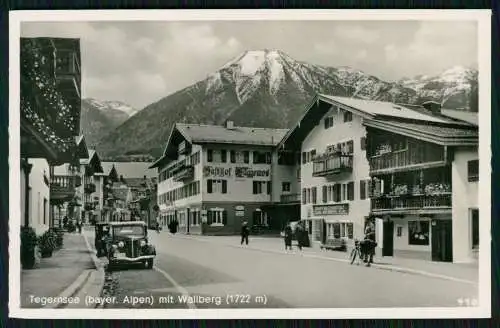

{"left": 50, "top": 175, "right": 77, "bottom": 202}
{"left": 84, "top": 182, "right": 96, "bottom": 194}
{"left": 370, "top": 148, "right": 445, "bottom": 174}
{"left": 371, "top": 194, "right": 451, "bottom": 214}
{"left": 280, "top": 193, "right": 301, "bottom": 203}
{"left": 313, "top": 152, "right": 353, "bottom": 177}
{"left": 173, "top": 165, "right": 194, "bottom": 182}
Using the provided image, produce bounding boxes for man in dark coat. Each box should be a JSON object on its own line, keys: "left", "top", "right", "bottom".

{"left": 240, "top": 221, "right": 250, "bottom": 245}
{"left": 363, "top": 222, "right": 376, "bottom": 266}
{"left": 284, "top": 223, "right": 293, "bottom": 250}
{"left": 295, "top": 222, "right": 305, "bottom": 251}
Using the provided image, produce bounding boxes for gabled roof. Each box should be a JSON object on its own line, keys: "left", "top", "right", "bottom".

{"left": 151, "top": 123, "right": 289, "bottom": 168}
{"left": 441, "top": 109, "right": 478, "bottom": 126}
{"left": 363, "top": 119, "right": 478, "bottom": 146}
{"left": 75, "top": 135, "right": 89, "bottom": 159}
{"left": 81, "top": 149, "right": 104, "bottom": 173}
{"left": 278, "top": 94, "right": 478, "bottom": 150}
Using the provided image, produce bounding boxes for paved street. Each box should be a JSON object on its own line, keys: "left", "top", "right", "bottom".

{"left": 86, "top": 230, "right": 478, "bottom": 309}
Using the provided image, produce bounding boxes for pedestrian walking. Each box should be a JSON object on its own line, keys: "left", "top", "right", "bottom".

{"left": 296, "top": 221, "right": 304, "bottom": 251}
{"left": 363, "top": 221, "right": 376, "bottom": 266}
{"left": 240, "top": 221, "right": 250, "bottom": 245}
{"left": 284, "top": 223, "right": 293, "bottom": 250}
{"left": 77, "top": 219, "right": 82, "bottom": 234}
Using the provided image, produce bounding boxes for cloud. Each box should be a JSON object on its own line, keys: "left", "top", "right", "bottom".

{"left": 21, "top": 22, "right": 243, "bottom": 109}
{"left": 333, "top": 26, "right": 381, "bottom": 44}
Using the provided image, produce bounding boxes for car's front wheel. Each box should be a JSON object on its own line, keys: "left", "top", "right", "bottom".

{"left": 145, "top": 259, "right": 154, "bottom": 269}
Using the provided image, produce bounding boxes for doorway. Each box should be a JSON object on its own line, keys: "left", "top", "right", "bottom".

{"left": 382, "top": 220, "right": 394, "bottom": 257}
{"left": 431, "top": 219, "right": 453, "bottom": 262}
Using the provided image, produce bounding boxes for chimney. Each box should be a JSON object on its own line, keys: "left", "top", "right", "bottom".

{"left": 225, "top": 120, "right": 234, "bottom": 129}
{"left": 422, "top": 101, "right": 442, "bottom": 114}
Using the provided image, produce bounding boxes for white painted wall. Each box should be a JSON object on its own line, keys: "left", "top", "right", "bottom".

{"left": 271, "top": 151, "right": 300, "bottom": 202}
{"left": 27, "top": 158, "right": 50, "bottom": 235}
{"left": 392, "top": 216, "right": 432, "bottom": 253}
{"left": 201, "top": 145, "right": 274, "bottom": 203}
{"left": 300, "top": 105, "right": 371, "bottom": 244}
{"left": 452, "top": 146, "right": 479, "bottom": 263}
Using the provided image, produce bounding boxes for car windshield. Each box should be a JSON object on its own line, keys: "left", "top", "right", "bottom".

{"left": 113, "top": 225, "right": 145, "bottom": 236}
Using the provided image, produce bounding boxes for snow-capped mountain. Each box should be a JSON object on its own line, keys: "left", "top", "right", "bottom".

{"left": 80, "top": 98, "right": 137, "bottom": 147}
{"left": 95, "top": 50, "right": 478, "bottom": 159}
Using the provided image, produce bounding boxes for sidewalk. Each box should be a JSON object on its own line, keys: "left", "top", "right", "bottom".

{"left": 20, "top": 232, "right": 97, "bottom": 308}
{"left": 166, "top": 233, "right": 479, "bottom": 284}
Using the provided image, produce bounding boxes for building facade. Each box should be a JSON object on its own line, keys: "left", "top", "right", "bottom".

{"left": 152, "top": 122, "right": 296, "bottom": 235}
{"left": 280, "top": 95, "right": 478, "bottom": 262}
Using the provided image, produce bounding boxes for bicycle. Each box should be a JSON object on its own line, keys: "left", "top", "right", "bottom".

{"left": 350, "top": 240, "right": 363, "bottom": 265}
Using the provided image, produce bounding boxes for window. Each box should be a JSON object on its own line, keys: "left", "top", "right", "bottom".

{"left": 396, "top": 226, "right": 403, "bottom": 237}
{"left": 207, "top": 179, "right": 227, "bottom": 194}
{"left": 302, "top": 152, "right": 307, "bottom": 164}
{"left": 307, "top": 188, "right": 311, "bottom": 203}
{"left": 230, "top": 150, "right": 236, "bottom": 163}
{"left": 333, "top": 184, "right": 341, "bottom": 202}
{"left": 302, "top": 188, "right": 307, "bottom": 204}
{"left": 282, "top": 182, "right": 291, "bottom": 192}
{"left": 207, "top": 149, "right": 213, "bottom": 162}
{"left": 312, "top": 187, "right": 317, "bottom": 204}
{"left": 243, "top": 151, "right": 250, "bottom": 164}
{"left": 221, "top": 150, "right": 227, "bottom": 163}
{"left": 322, "top": 185, "right": 327, "bottom": 203}
{"left": 471, "top": 209, "right": 479, "bottom": 249}
{"left": 324, "top": 116, "right": 334, "bottom": 129}
{"left": 342, "top": 184, "right": 347, "bottom": 201}
{"left": 360, "top": 137, "right": 367, "bottom": 151}
{"left": 253, "top": 181, "right": 267, "bottom": 194}
{"left": 408, "top": 221, "right": 430, "bottom": 245}
{"left": 343, "top": 111, "right": 353, "bottom": 122}
{"left": 207, "top": 209, "right": 227, "bottom": 225}
{"left": 253, "top": 151, "right": 271, "bottom": 164}
{"left": 267, "top": 181, "right": 272, "bottom": 195}
{"left": 43, "top": 198, "right": 47, "bottom": 225}
{"left": 468, "top": 160, "right": 479, "bottom": 182}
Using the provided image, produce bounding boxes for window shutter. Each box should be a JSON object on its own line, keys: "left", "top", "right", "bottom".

{"left": 324, "top": 118, "right": 329, "bottom": 129}
{"left": 222, "top": 211, "right": 228, "bottom": 225}
{"left": 267, "top": 181, "right": 271, "bottom": 194}
{"left": 312, "top": 187, "right": 317, "bottom": 204}
{"left": 243, "top": 151, "right": 249, "bottom": 163}
{"left": 266, "top": 152, "right": 272, "bottom": 164}
{"left": 253, "top": 181, "right": 258, "bottom": 195}
{"left": 221, "top": 150, "right": 227, "bottom": 163}
{"left": 302, "top": 152, "right": 307, "bottom": 164}
{"left": 347, "top": 140, "right": 354, "bottom": 154}
{"left": 253, "top": 151, "right": 259, "bottom": 164}
{"left": 207, "top": 180, "right": 212, "bottom": 194}
{"left": 230, "top": 150, "right": 236, "bottom": 163}
{"left": 302, "top": 188, "right": 307, "bottom": 204}
{"left": 222, "top": 180, "right": 227, "bottom": 194}
{"left": 322, "top": 185, "right": 327, "bottom": 203}
{"left": 360, "top": 137, "right": 367, "bottom": 151}
{"left": 348, "top": 182, "right": 355, "bottom": 201}
{"left": 360, "top": 180, "right": 366, "bottom": 200}
{"left": 207, "top": 149, "right": 213, "bottom": 162}
{"left": 207, "top": 211, "right": 213, "bottom": 225}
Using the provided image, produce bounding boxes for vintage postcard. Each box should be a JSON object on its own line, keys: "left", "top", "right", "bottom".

{"left": 9, "top": 9, "right": 491, "bottom": 319}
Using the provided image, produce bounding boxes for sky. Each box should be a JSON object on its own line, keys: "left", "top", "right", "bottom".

{"left": 21, "top": 20, "right": 478, "bottom": 110}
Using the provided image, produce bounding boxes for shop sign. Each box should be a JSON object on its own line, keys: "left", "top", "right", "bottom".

{"left": 313, "top": 204, "right": 349, "bottom": 216}
{"left": 203, "top": 166, "right": 232, "bottom": 177}
{"left": 235, "top": 211, "right": 245, "bottom": 217}
{"left": 235, "top": 167, "right": 270, "bottom": 178}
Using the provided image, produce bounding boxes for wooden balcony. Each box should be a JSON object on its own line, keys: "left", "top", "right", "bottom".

{"left": 55, "top": 50, "right": 81, "bottom": 98}
{"left": 173, "top": 165, "right": 194, "bottom": 182}
{"left": 280, "top": 193, "right": 301, "bottom": 204}
{"left": 369, "top": 148, "right": 446, "bottom": 175}
{"left": 371, "top": 194, "right": 452, "bottom": 215}
{"left": 313, "top": 152, "right": 353, "bottom": 177}
{"left": 50, "top": 175, "right": 78, "bottom": 203}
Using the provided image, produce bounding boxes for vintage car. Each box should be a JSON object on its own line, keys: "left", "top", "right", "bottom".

{"left": 94, "top": 222, "right": 110, "bottom": 257}
{"left": 106, "top": 221, "right": 156, "bottom": 269}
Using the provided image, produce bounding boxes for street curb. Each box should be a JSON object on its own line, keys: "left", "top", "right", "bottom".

{"left": 44, "top": 269, "right": 93, "bottom": 309}
{"left": 166, "top": 233, "right": 478, "bottom": 285}
{"left": 81, "top": 233, "right": 106, "bottom": 308}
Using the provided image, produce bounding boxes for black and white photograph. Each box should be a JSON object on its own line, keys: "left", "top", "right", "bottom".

{"left": 9, "top": 10, "right": 491, "bottom": 319}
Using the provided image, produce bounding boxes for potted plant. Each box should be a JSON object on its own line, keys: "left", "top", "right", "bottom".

{"left": 20, "top": 227, "right": 38, "bottom": 269}
{"left": 39, "top": 230, "right": 57, "bottom": 258}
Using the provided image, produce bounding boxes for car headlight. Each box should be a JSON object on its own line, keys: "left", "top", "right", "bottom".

{"left": 140, "top": 240, "right": 146, "bottom": 247}
{"left": 118, "top": 241, "right": 124, "bottom": 248}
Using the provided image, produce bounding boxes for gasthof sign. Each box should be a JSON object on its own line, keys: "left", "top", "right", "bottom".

{"left": 203, "top": 166, "right": 232, "bottom": 177}
{"left": 235, "top": 167, "right": 270, "bottom": 178}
